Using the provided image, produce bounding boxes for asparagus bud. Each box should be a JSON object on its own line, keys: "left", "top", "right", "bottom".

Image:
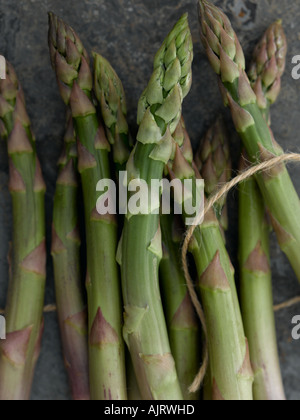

{"left": 93, "top": 54, "right": 132, "bottom": 170}
{"left": 248, "top": 20, "right": 287, "bottom": 121}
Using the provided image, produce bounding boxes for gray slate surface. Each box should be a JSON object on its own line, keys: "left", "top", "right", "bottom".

{"left": 0, "top": 0, "right": 300, "bottom": 400}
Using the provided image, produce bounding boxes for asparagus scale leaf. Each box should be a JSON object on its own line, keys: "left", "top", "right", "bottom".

{"left": 48, "top": 13, "right": 127, "bottom": 400}
{"left": 119, "top": 14, "right": 193, "bottom": 400}
{"left": 198, "top": 0, "right": 300, "bottom": 283}
{"left": 0, "top": 62, "right": 46, "bottom": 400}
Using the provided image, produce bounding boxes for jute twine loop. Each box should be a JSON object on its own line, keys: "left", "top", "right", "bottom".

{"left": 183, "top": 153, "right": 300, "bottom": 393}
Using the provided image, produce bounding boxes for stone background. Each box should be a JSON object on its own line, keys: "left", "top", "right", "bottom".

{"left": 0, "top": 0, "right": 300, "bottom": 400}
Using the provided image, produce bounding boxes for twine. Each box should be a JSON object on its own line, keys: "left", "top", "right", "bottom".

{"left": 183, "top": 153, "right": 300, "bottom": 393}
{"left": 43, "top": 304, "right": 57, "bottom": 313}
{"left": 274, "top": 296, "right": 300, "bottom": 312}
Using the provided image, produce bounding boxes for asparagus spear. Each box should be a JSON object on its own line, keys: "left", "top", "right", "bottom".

{"left": 194, "top": 116, "right": 231, "bottom": 397}
{"left": 248, "top": 20, "right": 287, "bottom": 123}
{"left": 93, "top": 54, "right": 132, "bottom": 172}
{"left": 51, "top": 111, "right": 89, "bottom": 400}
{"left": 239, "top": 154, "right": 285, "bottom": 400}
{"left": 195, "top": 116, "right": 231, "bottom": 231}
{"left": 119, "top": 14, "right": 193, "bottom": 400}
{"left": 48, "top": 13, "right": 127, "bottom": 400}
{"left": 168, "top": 145, "right": 253, "bottom": 400}
{"left": 160, "top": 118, "right": 200, "bottom": 400}
{"left": 93, "top": 53, "right": 142, "bottom": 400}
{"left": 198, "top": 0, "right": 300, "bottom": 283}
{"left": 238, "top": 21, "right": 287, "bottom": 400}
{"left": 160, "top": 212, "right": 200, "bottom": 400}
{"left": 0, "top": 62, "right": 46, "bottom": 400}
{"left": 178, "top": 118, "right": 194, "bottom": 164}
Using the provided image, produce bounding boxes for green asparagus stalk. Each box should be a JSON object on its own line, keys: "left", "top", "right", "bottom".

{"left": 193, "top": 117, "right": 231, "bottom": 399}
{"left": 119, "top": 14, "right": 193, "bottom": 400}
{"left": 160, "top": 212, "right": 200, "bottom": 400}
{"left": 193, "top": 116, "right": 232, "bottom": 398}
{"left": 168, "top": 144, "right": 253, "bottom": 400}
{"left": 160, "top": 118, "right": 200, "bottom": 400}
{"left": 51, "top": 111, "right": 90, "bottom": 400}
{"left": 248, "top": 20, "right": 287, "bottom": 123}
{"left": 195, "top": 116, "right": 231, "bottom": 231}
{"left": 239, "top": 154, "right": 285, "bottom": 400}
{"left": 238, "top": 20, "right": 287, "bottom": 400}
{"left": 0, "top": 62, "right": 46, "bottom": 400}
{"left": 93, "top": 54, "right": 141, "bottom": 400}
{"left": 198, "top": 0, "right": 300, "bottom": 283}
{"left": 93, "top": 53, "right": 146, "bottom": 400}
{"left": 93, "top": 54, "right": 131, "bottom": 171}
{"left": 48, "top": 13, "right": 127, "bottom": 400}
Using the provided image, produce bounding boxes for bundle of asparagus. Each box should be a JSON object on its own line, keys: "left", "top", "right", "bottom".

{"left": 0, "top": 0, "right": 299, "bottom": 402}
